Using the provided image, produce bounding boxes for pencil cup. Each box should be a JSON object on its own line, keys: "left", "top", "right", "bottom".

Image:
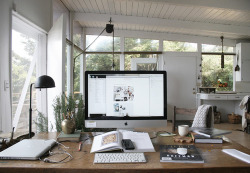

{"left": 178, "top": 125, "right": 189, "bottom": 136}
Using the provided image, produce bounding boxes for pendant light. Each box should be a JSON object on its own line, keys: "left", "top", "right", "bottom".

{"left": 106, "top": 18, "right": 115, "bottom": 70}
{"left": 221, "top": 36, "right": 224, "bottom": 68}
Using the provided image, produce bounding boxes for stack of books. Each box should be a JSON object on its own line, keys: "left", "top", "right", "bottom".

{"left": 190, "top": 128, "right": 232, "bottom": 144}
{"left": 57, "top": 131, "right": 81, "bottom": 142}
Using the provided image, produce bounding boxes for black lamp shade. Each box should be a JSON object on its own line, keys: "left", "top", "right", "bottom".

{"left": 34, "top": 75, "right": 55, "bottom": 88}
{"left": 106, "top": 24, "right": 114, "bottom": 33}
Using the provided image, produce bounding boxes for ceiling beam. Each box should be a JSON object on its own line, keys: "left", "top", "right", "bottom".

{"left": 134, "top": 0, "right": 250, "bottom": 12}
{"left": 75, "top": 13, "right": 250, "bottom": 37}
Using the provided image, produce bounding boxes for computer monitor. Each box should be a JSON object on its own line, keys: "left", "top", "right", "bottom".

{"left": 85, "top": 71, "right": 167, "bottom": 130}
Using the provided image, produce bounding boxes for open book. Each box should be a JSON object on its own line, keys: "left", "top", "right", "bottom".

{"left": 90, "top": 131, "right": 155, "bottom": 153}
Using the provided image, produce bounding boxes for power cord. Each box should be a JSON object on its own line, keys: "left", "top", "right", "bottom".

{"left": 40, "top": 141, "right": 72, "bottom": 164}
{"left": 42, "top": 151, "right": 73, "bottom": 163}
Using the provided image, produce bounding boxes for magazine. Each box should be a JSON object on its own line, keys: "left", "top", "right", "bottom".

{"left": 190, "top": 128, "right": 231, "bottom": 138}
{"left": 90, "top": 131, "right": 155, "bottom": 153}
{"left": 160, "top": 145, "right": 204, "bottom": 163}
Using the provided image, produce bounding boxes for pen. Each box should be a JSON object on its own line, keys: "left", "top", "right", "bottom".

{"left": 78, "top": 142, "right": 82, "bottom": 151}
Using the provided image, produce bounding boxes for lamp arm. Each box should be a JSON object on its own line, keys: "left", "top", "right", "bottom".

{"left": 74, "top": 27, "right": 106, "bottom": 61}
{"left": 72, "top": 26, "right": 107, "bottom": 94}
{"left": 29, "top": 83, "right": 34, "bottom": 138}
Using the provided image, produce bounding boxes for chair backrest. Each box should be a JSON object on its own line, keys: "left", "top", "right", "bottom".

{"left": 205, "top": 107, "right": 213, "bottom": 128}
{"left": 173, "top": 106, "right": 197, "bottom": 132}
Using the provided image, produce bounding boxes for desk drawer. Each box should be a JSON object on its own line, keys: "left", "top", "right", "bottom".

{"left": 227, "top": 95, "right": 244, "bottom": 100}
{"left": 207, "top": 95, "right": 228, "bottom": 100}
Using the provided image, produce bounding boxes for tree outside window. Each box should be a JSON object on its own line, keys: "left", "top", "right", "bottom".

{"left": 125, "top": 38, "right": 159, "bottom": 71}
{"left": 201, "top": 44, "right": 234, "bottom": 91}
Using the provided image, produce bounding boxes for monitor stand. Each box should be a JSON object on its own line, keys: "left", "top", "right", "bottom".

{"left": 116, "top": 128, "right": 134, "bottom": 132}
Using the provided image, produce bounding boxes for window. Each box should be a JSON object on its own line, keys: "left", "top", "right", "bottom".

{"left": 125, "top": 38, "right": 159, "bottom": 51}
{"left": 202, "top": 44, "right": 234, "bottom": 53}
{"left": 125, "top": 38, "right": 159, "bottom": 71}
{"left": 201, "top": 43, "right": 234, "bottom": 91}
{"left": 12, "top": 15, "right": 46, "bottom": 135}
{"left": 86, "top": 35, "right": 120, "bottom": 52}
{"left": 85, "top": 35, "right": 120, "bottom": 71}
{"left": 163, "top": 41, "right": 197, "bottom": 52}
{"left": 86, "top": 54, "right": 120, "bottom": 71}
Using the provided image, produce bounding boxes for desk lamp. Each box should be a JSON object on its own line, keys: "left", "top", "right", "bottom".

{"left": 29, "top": 75, "right": 55, "bottom": 138}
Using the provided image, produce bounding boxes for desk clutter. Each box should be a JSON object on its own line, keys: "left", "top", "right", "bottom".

{"left": 0, "top": 129, "right": 250, "bottom": 173}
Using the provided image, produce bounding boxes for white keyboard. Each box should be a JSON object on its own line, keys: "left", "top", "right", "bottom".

{"left": 94, "top": 152, "right": 146, "bottom": 163}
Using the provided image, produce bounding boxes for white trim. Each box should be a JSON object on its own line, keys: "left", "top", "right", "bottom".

{"left": 12, "top": 11, "right": 47, "bottom": 35}
{"left": 120, "top": 36, "right": 125, "bottom": 70}
{"left": 85, "top": 27, "right": 236, "bottom": 47}
{"left": 80, "top": 28, "right": 85, "bottom": 95}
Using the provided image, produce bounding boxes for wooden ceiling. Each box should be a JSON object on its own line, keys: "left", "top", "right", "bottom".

{"left": 57, "top": 0, "right": 250, "bottom": 40}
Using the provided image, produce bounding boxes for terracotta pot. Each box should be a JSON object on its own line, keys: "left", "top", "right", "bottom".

{"left": 61, "top": 119, "right": 75, "bottom": 134}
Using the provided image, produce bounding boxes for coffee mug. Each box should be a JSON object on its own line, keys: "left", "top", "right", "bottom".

{"left": 178, "top": 125, "right": 189, "bottom": 136}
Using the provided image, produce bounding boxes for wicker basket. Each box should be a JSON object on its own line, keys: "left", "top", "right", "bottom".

{"left": 228, "top": 113, "right": 241, "bottom": 124}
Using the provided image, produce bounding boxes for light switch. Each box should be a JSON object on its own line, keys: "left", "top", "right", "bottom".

{"left": 4, "top": 80, "right": 9, "bottom": 91}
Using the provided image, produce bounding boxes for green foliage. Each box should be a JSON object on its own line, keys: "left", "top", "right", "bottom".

{"left": 53, "top": 95, "right": 64, "bottom": 132}
{"left": 163, "top": 41, "right": 197, "bottom": 52}
{"left": 75, "top": 95, "right": 85, "bottom": 131}
{"left": 52, "top": 93, "right": 85, "bottom": 132}
{"left": 125, "top": 38, "right": 159, "bottom": 51}
{"left": 202, "top": 55, "right": 233, "bottom": 91}
{"left": 34, "top": 111, "right": 48, "bottom": 132}
{"left": 86, "top": 54, "right": 120, "bottom": 71}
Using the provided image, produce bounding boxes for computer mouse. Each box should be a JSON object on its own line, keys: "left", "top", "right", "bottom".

{"left": 177, "top": 148, "right": 187, "bottom": 155}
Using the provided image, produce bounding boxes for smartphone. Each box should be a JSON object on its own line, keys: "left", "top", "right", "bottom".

{"left": 122, "top": 139, "right": 135, "bottom": 150}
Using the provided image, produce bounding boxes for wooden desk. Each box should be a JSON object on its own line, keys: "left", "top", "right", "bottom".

{"left": 0, "top": 132, "right": 249, "bottom": 173}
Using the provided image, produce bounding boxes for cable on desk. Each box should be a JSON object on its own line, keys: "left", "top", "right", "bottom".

{"left": 41, "top": 151, "right": 73, "bottom": 163}
{"left": 40, "top": 141, "right": 73, "bottom": 164}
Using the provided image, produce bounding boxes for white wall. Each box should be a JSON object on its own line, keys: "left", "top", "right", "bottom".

{"left": 0, "top": 0, "right": 13, "bottom": 133}
{"left": 53, "top": 0, "right": 70, "bottom": 38}
{"left": 13, "top": 0, "right": 52, "bottom": 32}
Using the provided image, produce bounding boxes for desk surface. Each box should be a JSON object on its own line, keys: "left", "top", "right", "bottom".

{"left": 0, "top": 131, "right": 249, "bottom": 173}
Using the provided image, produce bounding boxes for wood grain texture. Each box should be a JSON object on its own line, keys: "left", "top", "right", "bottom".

{"left": 0, "top": 131, "right": 249, "bottom": 173}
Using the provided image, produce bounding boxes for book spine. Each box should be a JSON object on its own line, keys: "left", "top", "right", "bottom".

{"left": 194, "top": 139, "right": 222, "bottom": 144}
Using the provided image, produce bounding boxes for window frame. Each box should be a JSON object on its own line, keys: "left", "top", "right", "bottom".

{"left": 11, "top": 13, "right": 47, "bottom": 133}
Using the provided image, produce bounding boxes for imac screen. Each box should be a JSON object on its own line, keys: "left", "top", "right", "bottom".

{"left": 85, "top": 71, "right": 167, "bottom": 128}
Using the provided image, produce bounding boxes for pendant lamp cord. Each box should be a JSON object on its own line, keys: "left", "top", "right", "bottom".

{"left": 112, "top": 27, "right": 115, "bottom": 70}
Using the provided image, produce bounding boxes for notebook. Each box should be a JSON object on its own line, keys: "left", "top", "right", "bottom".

{"left": 0, "top": 139, "right": 56, "bottom": 160}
